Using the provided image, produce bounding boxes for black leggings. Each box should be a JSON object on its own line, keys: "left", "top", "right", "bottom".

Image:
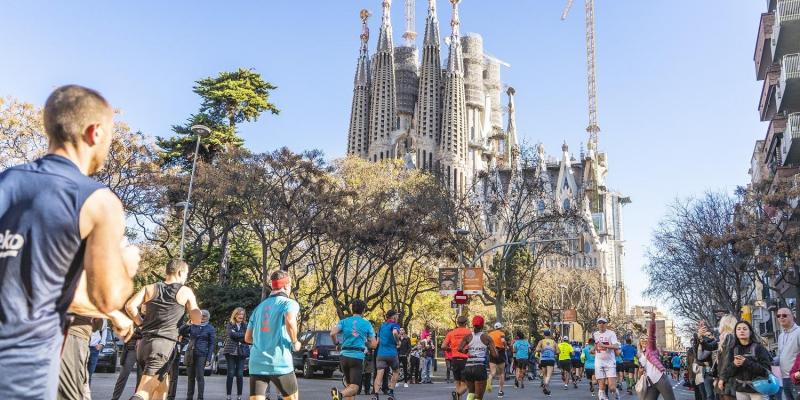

{"left": 400, "top": 355, "right": 410, "bottom": 383}
{"left": 643, "top": 376, "right": 676, "bottom": 400}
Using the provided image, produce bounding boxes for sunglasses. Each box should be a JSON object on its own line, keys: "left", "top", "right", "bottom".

{"left": 778, "top": 314, "right": 791, "bottom": 318}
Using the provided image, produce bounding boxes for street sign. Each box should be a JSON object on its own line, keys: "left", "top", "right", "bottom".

{"left": 439, "top": 268, "right": 459, "bottom": 295}
{"left": 563, "top": 309, "right": 577, "bottom": 322}
{"left": 463, "top": 268, "right": 483, "bottom": 295}
{"left": 454, "top": 290, "right": 468, "bottom": 305}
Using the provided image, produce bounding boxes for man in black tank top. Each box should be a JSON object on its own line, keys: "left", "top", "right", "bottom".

{"left": 457, "top": 316, "right": 498, "bottom": 400}
{"left": 125, "top": 260, "right": 201, "bottom": 400}
{"left": 0, "top": 85, "right": 139, "bottom": 400}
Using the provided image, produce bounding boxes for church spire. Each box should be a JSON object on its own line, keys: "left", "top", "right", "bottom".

{"left": 414, "top": 0, "right": 442, "bottom": 170}
{"left": 347, "top": 10, "right": 372, "bottom": 158}
{"left": 505, "top": 86, "right": 518, "bottom": 167}
{"left": 367, "top": 0, "right": 398, "bottom": 161}
{"left": 439, "top": 0, "right": 467, "bottom": 192}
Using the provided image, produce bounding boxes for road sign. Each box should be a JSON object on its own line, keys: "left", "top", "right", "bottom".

{"left": 463, "top": 268, "right": 483, "bottom": 295}
{"left": 563, "top": 309, "right": 577, "bottom": 322}
{"left": 439, "top": 268, "right": 459, "bottom": 295}
{"left": 454, "top": 290, "right": 468, "bottom": 305}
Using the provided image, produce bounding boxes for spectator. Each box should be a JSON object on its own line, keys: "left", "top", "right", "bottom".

{"left": 180, "top": 309, "right": 216, "bottom": 400}
{"left": 720, "top": 321, "right": 771, "bottom": 400}
{"left": 776, "top": 308, "right": 800, "bottom": 400}
{"left": 410, "top": 340, "right": 421, "bottom": 384}
{"left": 87, "top": 318, "right": 107, "bottom": 385}
{"left": 699, "top": 314, "right": 737, "bottom": 400}
{"left": 421, "top": 335, "right": 435, "bottom": 383}
{"left": 222, "top": 307, "right": 248, "bottom": 400}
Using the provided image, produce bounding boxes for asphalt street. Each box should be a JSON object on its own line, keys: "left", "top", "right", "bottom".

{"left": 89, "top": 366, "right": 696, "bottom": 400}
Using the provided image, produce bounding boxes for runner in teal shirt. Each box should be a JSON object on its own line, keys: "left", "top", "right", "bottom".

{"left": 330, "top": 299, "right": 376, "bottom": 400}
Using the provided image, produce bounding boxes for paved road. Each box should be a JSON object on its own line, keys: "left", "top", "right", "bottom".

{"left": 90, "top": 366, "right": 695, "bottom": 400}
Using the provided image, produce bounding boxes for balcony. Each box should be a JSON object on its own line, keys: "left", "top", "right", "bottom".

{"left": 772, "top": 0, "right": 800, "bottom": 63}
{"left": 780, "top": 113, "right": 800, "bottom": 165}
{"left": 765, "top": 115, "right": 787, "bottom": 174}
{"left": 760, "top": 64, "right": 781, "bottom": 121}
{"left": 778, "top": 54, "right": 800, "bottom": 112}
{"left": 756, "top": 13, "right": 775, "bottom": 80}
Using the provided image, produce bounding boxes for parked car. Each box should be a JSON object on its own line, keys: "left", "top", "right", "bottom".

{"left": 95, "top": 327, "right": 122, "bottom": 373}
{"left": 178, "top": 342, "right": 218, "bottom": 376}
{"left": 215, "top": 341, "right": 249, "bottom": 376}
{"left": 292, "top": 330, "right": 340, "bottom": 378}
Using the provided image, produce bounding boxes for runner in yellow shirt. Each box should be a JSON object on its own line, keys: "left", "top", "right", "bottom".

{"left": 556, "top": 336, "right": 575, "bottom": 390}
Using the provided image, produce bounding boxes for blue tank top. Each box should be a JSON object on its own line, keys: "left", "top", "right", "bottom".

{"left": 0, "top": 154, "right": 105, "bottom": 399}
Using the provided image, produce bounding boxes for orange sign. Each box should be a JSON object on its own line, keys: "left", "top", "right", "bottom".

{"left": 562, "top": 309, "right": 577, "bottom": 322}
{"left": 463, "top": 268, "right": 484, "bottom": 294}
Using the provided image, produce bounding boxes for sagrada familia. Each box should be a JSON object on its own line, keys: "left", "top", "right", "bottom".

{"left": 345, "top": 0, "right": 628, "bottom": 315}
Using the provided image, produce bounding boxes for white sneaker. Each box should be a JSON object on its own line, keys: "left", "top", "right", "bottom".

{"left": 404, "top": 383, "right": 409, "bottom": 388}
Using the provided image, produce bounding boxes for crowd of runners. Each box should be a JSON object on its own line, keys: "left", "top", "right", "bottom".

{"left": 0, "top": 85, "right": 795, "bottom": 400}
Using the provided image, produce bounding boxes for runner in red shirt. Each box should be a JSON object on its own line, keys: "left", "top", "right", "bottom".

{"left": 442, "top": 316, "right": 472, "bottom": 400}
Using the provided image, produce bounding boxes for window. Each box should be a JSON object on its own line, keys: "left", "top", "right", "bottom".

{"left": 563, "top": 199, "right": 570, "bottom": 210}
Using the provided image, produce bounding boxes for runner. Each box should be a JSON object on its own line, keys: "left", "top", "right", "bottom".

{"left": 487, "top": 322, "right": 508, "bottom": 397}
{"left": 571, "top": 341, "right": 584, "bottom": 386}
{"left": 671, "top": 353, "right": 683, "bottom": 381}
{"left": 125, "top": 260, "right": 200, "bottom": 400}
{"left": 373, "top": 310, "right": 401, "bottom": 400}
{"left": 620, "top": 337, "right": 638, "bottom": 395}
{"left": 592, "top": 317, "right": 621, "bottom": 400}
{"left": 512, "top": 331, "right": 531, "bottom": 389}
{"left": 245, "top": 270, "right": 301, "bottom": 400}
{"left": 0, "top": 84, "right": 139, "bottom": 399}
{"left": 457, "top": 316, "right": 498, "bottom": 400}
{"left": 442, "top": 316, "right": 471, "bottom": 400}
{"left": 583, "top": 338, "right": 597, "bottom": 397}
{"left": 330, "top": 299, "right": 377, "bottom": 400}
{"left": 534, "top": 329, "right": 558, "bottom": 396}
{"left": 557, "top": 336, "right": 574, "bottom": 389}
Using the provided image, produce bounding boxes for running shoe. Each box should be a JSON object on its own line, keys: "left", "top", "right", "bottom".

{"left": 404, "top": 383, "right": 409, "bottom": 388}
{"left": 574, "top": 382, "right": 579, "bottom": 389}
{"left": 498, "top": 390, "right": 504, "bottom": 398}
{"left": 564, "top": 384, "right": 568, "bottom": 390}
{"left": 514, "top": 378, "right": 519, "bottom": 388}
{"left": 451, "top": 391, "right": 459, "bottom": 400}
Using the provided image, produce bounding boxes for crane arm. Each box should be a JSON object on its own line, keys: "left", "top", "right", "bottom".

{"left": 561, "top": 0, "right": 575, "bottom": 20}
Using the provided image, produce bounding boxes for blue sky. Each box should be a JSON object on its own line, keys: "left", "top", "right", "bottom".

{"left": 0, "top": 1, "right": 766, "bottom": 312}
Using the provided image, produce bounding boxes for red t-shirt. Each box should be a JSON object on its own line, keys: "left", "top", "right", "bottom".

{"left": 443, "top": 327, "right": 472, "bottom": 359}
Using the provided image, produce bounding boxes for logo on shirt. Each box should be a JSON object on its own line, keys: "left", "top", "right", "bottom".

{"left": 0, "top": 230, "right": 24, "bottom": 258}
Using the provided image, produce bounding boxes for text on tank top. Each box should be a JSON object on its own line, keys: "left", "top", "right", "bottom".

{"left": 467, "top": 332, "right": 488, "bottom": 365}
{"left": 141, "top": 282, "right": 185, "bottom": 340}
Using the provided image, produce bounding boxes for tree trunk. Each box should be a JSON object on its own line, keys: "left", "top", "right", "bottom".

{"left": 218, "top": 227, "right": 231, "bottom": 285}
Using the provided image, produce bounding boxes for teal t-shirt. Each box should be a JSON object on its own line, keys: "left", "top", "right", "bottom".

{"left": 513, "top": 339, "right": 530, "bottom": 360}
{"left": 248, "top": 294, "right": 300, "bottom": 375}
{"left": 583, "top": 345, "right": 595, "bottom": 370}
{"left": 337, "top": 315, "right": 375, "bottom": 360}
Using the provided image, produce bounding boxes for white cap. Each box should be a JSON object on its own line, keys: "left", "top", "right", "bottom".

{"left": 494, "top": 322, "right": 503, "bottom": 329}
{"left": 562, "top": 336, "right": 569, "bottom": 341}
{"left": 597, "top": 317, "right": 608, "bottom": 323}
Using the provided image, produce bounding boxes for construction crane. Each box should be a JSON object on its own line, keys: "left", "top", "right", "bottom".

{"left": 403, "top": 0, "right": 416, "bottom": 46}
{"left": 562, "top": 0, "right": 600, "bottom": 149}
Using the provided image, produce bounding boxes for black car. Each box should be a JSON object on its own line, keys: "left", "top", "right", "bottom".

{"left": 292, "top": 330, "right": 340, "bottom": 378}
{"left": 95, "top": 327, "right": 122, "bottom": 373}
{"left": 216, "top": 341, "right": 249, "bottom": 375}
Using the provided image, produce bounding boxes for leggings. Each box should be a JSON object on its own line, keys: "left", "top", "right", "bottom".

{"left": 643, "top": 376, "right": 676, "bottom": 400}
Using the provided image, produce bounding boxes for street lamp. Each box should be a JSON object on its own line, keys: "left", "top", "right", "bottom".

{"left": 179, "top": 124, "right": 211, "bottom": 260}
{"left": 558, "top": 284, "right": 568, "bottom": 339}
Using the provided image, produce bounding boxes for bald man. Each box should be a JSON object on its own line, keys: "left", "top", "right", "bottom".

{"left": 777, "top": 308, "right": 800, "bottom": 400}
{"left": 0, "top": 85, "right": 138, "bottom": 399}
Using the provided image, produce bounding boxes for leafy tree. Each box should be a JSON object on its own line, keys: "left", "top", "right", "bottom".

{"left": 0, "top": 97, "right": 47, "bottom": 169}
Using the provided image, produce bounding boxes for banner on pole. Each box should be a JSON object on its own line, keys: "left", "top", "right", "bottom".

{"left": 439, "top": 268, "right": 459, "bottom": 295}
{"left": 463, "top": 268, "right": 484, "bottom": 295}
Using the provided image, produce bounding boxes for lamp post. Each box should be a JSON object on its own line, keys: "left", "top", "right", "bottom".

{"left": 178, "top": 124, "right": 211, "bottom": 260}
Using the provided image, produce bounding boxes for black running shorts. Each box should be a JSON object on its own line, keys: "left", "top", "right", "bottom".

{"left": 250, "top": 373, "right": 298, "bottom": 397}
{"left": 622, "top": 361, "right": 636, "bottom": 372}
{"left": 137, "top": 336, "right": 178, "bottom": 378}
{"left": 340, "top": 356, "right": 363, "bottom": 388}
{"left": 572, "top": 359, "right": 583, "bottom": 368}
{"left": 451, "top": 358, "right": 467, "bottom": 381}
{"left": 586, "top": 368, "right": 595, "bottom": 380}
{"left": 514, "top": 359, "right": 529, "bottom": 370}
{"left": 558, "top": 360, "right": 572, "bottom": 371}
{"left": 463, "top": 364, "right": 488, "bottom": 382}
{"left": 490, "top": 348, "right": 506, "bottom": 364}
{"left": 540, "top": 359, "right": 555, "bottom": 367}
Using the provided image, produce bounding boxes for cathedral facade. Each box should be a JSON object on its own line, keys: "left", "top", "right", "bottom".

{"left": 345, "top": 0, "right": 628, "bottom": 315}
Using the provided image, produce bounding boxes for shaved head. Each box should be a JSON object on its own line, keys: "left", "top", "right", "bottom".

{"left": 44, "top": 85, "right": 111, "bottom": 147}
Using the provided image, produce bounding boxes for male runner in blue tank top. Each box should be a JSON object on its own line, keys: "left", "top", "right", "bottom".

{"left": 331, "top": 299, "right": 377, "bottom": 400}
{"left": 374, "top": 310, "right": 402, "bottom": 400}
{"left": 0, "top": 85, "right": 139, "bottom": 400}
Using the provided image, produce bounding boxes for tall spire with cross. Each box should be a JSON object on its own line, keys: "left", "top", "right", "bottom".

{"left": 347, "top": 10, "right": 372, "bottom": 157}
{"left": 367, "top": 0, "right": 399, "bottom": 161}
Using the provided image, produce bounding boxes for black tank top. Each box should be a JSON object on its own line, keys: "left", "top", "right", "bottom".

{"left": 141, "top": 282, "right": 185, "bottom": 340}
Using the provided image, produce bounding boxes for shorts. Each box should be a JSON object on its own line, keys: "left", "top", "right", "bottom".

{"left": 514, "top": 359, "right": 529, "bottom": 370}
{"left": 340, "top": 356, "right": 363, "bottom": 388}
{"left": 672, "top": 366, "right": 681, "bottom": 372}
{"left": 463, "top": 364, "right": 488, "bottom": 382}
{"left": 558, "top": 360, "right": 572, "bottom": 371}
{"left": 540, "top": 359, "right": 555, "bottom": 368}
{"left": 137, "top": 336, "right": 178, "bottom": 378}
{"left": 376, "top": 355, "right": 399, "bottom": 370}
{"left": 451, "top": 358, "right": 467, "bottom": 381}
{"left": 490, "top": 349, "right": 506, "bottom": 364}
{"left": 595, "top": 364, "right": 617, "bottom": 379}
{"left": 586, "top": 368, "right": 595, "bottom": 380}
{"left": 622, "top": 361, "right": 637, "bottom": 372}
{"left": 572, "top": 360, "right": 583, "bottom": 368}
{"left": 250, "top": 373, "right": 298, "bottom": 397}
{"left": 58, "top": 333, "right": 89, "bottom": 400}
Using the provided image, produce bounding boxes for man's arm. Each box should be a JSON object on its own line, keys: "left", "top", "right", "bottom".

{"left": 458, "top": 334, "right": 472, "bottom": 354}
{"left": 69, "top": 271, "right": 136, "bottom": 341}
{"left": 80, "top": 190, "right": 138, "bottom": 313}
{"left": 285, "top": 307, "right": 300, "bottom": 351}
{"left": 441, "top": 334, "right": 450, "bottom": 351}
{"left": 330, "top": 323, "right": 341, "bottom": 345}
{"left": 245, "top": 328, "right": 253, "bottom": 345}
{"left": 125, "top": 286, "right": 148, "bottom": 326}
{"left": 177, "top": 287, "right": 201, "bottom": 324}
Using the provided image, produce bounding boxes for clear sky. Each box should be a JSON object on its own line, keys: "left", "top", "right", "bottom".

{"left": 0, "top": 1, "right": 767, "bottom": 312}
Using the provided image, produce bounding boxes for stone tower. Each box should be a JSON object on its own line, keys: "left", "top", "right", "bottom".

{"left": 347, "top": 10, "right": 372, "bottom": 158}
{"left": 367, "top": 0, "right": 398, "bottom": 162}
{"left": 414, "top": 0, "right": 442, "bottom": 172}
{"left": 439, "top": 0, "right": 468, "bottom": 192}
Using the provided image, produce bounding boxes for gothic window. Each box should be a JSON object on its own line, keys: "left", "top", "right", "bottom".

{"left": 563, "top": 199, "right": 571, "bottom": 210}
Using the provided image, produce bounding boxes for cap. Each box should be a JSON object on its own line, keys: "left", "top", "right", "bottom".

{"left": 597, "top": 317, "right": 608, "bottom": 323}
{"left": 472, "top": 315, "right": 485, "bottom": 327}
{"left": 494, "top": 322, "right": 503, "bottom": 329}
{"left": 543, "top": 329, "right": 551, "bottom": 336}
{"left": 562, "top": 336, "right": 569, "bottom": 341}
{"left": 457, "top": 315, "right": 469, "bottom": 325}
{"left": 386, "top": 309, "right": 399, "bottom": 319}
